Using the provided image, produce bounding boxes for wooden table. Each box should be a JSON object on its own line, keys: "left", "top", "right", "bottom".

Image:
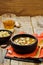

{"left": 0, "top": 15, "right": 43, "bottom": 65}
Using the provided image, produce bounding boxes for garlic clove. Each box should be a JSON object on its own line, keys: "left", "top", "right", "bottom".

{"left": 15, "top": 21, "right": 21, "bottom": 28}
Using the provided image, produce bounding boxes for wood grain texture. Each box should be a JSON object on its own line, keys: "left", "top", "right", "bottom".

{"left": 0, "top": 0, "right": 43, "bottom": 16}
{"left": 11, "top": 16, "right": 33, "bottom": 65}
{"left": 0, "top": 16, "right": 33, "bottom": 65}
{"left": 31, "top": 16, "right": 43, "bottom": 34}
{"left": 0, "top": 16, "right": 43, "bottom": 65}
{"left": 31, "top": 16, "right": 43, "bottom": 65}
{"left": 0, "top": 47, "right": 10, "bottom": 65}
{"left": 0, "top": 47, "right": 3, "bottom": 64}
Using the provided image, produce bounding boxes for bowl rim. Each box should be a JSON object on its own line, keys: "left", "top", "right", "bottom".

{"left": 0, "top": 29, "right": 12, "bottom": 38}
{"left": 11, "top": 34, "right": 38, "bottom": 47}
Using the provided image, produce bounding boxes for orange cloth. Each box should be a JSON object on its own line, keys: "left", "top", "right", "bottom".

{"left": 39, "top": 48, "right": 43, "bottom": 58}
{"left": 18, "top": 31, "right": 26, "bottom": 34}
{"left": 6, "top": 46, "right": 38, "bottom": 58}
{"left": 6, "top": 32, "right": 43, "bottom": 58}
{"left": 33, "top": 33, "right": 43, "bottom": 44}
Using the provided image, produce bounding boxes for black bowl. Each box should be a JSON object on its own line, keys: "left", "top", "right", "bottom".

{"left": 11, "top": 34, "right": 38, "bottom": 54}
{"left": 0, "top": 29, "right": 12, "bottom": 45}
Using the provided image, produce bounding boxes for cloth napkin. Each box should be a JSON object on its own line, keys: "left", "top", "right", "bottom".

{"left": 5, "top": 32, "right": 43, "bottom": 58}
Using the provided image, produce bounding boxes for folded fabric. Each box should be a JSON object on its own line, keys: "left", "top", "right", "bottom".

{"left": 6, "top": 32, "right": 43, "bottom": 58}
{"left": 33, "top": 33, "right": 43, "bottom": 58}
{"left": 6, "top": 46, "right": 39, "bottom": 58}
{"left": 39, "top": 48, "right": 43, "bottom": 58}
{"left": 33, "top": 33, "right": 43, "bottom": 44}
{"left": 18, "top": 31, "right": 26, "bottom": 34}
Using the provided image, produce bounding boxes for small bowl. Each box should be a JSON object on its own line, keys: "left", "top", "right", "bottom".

{"left": 0, "top": 29, "right": 12, "bottom": 45}
{"left": 11, "top": 34, "right": 38, "bottom": 54}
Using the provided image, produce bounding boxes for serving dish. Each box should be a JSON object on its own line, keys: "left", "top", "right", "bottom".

{"left": 5, "top": 33, "right": 43, "bottom": 63}
{"left": 0, "top": 29, "right": 12, "bottom": 45}
{"left": 11, "top": 34, "right": 38, "bottom": 54}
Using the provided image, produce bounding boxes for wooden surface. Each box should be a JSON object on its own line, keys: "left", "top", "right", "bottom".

{"left": 0, "top": 15, "right": 43, "bottom": 65}
{"left": 0, "top": 0, "right": 43, "bottom": 16}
